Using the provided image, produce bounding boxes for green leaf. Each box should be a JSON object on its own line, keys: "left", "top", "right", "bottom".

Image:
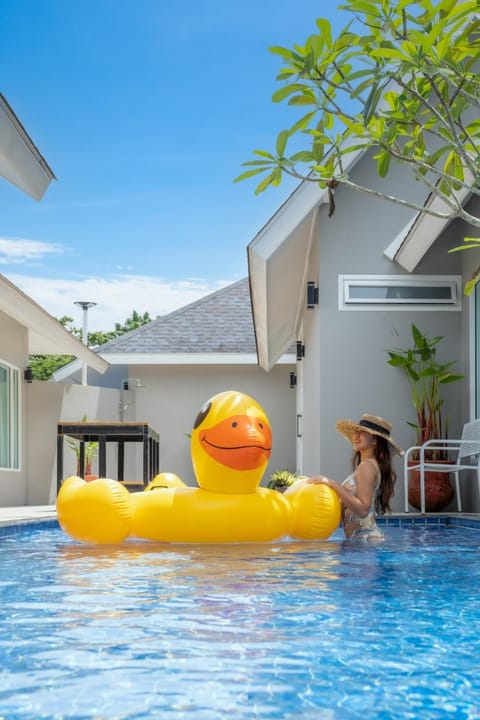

{"left": 233, "top": 167, "right": 270, "bottom": 183}
{"left": 271, "top": 83, "right": 306, "bottom": 103}
{"left": 315, "top": 18, "right": 332, "bottom": 49}
{"left": 276, "top": 130, "right": 290, "bottom": 157}
{"left": 464, "top": 266, "right": 480, "bottom": 296}
{"left": 254, "top": 171, "right": 277, "bottom": 195}
{"left": 376, "top": 150, "right": 391, "bottom": 177}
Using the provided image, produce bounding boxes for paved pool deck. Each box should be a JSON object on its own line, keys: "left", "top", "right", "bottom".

{"left": 0, "top": 505, "right": 57, "bottom": 527}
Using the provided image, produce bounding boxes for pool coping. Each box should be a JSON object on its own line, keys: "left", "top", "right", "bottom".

{"left": 1, "top": 507, "right": 480, "bottom": 538}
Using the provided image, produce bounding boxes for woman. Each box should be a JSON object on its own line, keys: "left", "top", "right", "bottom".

{"left": 308, "top": 414, "right": 403, "bottom": 541}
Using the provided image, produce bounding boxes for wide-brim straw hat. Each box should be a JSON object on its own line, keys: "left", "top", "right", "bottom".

{"left": 336, "top": 414, "right": 404, "bottom": 456}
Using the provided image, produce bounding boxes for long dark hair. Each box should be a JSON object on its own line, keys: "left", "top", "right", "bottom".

{"left": 352, "top": 436, "right": 396, "bottom": 514}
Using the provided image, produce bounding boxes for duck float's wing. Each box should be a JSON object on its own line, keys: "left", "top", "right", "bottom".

{"left": 56, "top": 476, "right": 133, "bottom": 544}
{"left": 284, "top": 479, "right": 341, "bottom": 540}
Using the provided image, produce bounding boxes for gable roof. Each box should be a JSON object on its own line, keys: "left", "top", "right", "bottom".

{"left": 0, "top": 274, "right": 108, "bottom": 373}
{"left": 0, "top": 94, "right": 55, "bottom": 200}
{"left": 97, "top": 277, "right": 295, "bottom": 366}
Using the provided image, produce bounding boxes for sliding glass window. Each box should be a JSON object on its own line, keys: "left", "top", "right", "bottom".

{"left": 0, "top": 362, "right": 19, "bottom": 469}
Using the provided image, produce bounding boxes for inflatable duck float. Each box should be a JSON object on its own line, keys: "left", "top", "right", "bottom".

{"left": 57, "top": 390, "right": 341, "bottom": 544}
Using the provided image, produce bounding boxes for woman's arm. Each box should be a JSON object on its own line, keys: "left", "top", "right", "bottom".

{"left": 307, "top": 461, "right": 377, "bottom": 518}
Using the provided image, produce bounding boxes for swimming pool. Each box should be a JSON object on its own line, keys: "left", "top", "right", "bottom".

{"left": 1, "top": 521, "right": 480, "bottom": 719}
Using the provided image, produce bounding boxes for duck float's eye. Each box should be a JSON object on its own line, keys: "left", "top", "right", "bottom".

{"left": 193, "top": 401, "right": 212, "bottom": 430}
{"left": 258, "top": 422, "right": 264, "bottom": 429}
{"left": 232, "top": 421, "right": 238, "bottom": 428}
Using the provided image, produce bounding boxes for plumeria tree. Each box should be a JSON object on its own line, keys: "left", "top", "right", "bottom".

{"left": 236, "top": 0, "right": 480, "bottom": 291}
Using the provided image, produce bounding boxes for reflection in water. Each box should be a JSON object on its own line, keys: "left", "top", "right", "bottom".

{"left": 2, "top": 526, "right": 480, "bottom": 719}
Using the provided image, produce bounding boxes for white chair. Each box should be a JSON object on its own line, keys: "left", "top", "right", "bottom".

{"left": 403, "top": 419, "right": 480, "bottom": 513}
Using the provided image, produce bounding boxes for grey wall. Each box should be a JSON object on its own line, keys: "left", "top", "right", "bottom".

{"left": 299, "top": 150, "right": 465, "bottom": 512}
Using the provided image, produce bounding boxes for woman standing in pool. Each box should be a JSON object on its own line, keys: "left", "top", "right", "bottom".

{"left": 308, "top": 414, "right": 403, "bottom": 541}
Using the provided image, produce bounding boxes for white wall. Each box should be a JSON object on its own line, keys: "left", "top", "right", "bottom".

{"left": 0, "top": 311, "right": 28, "bottom": 505}
{"left": 128, "top": 364, "right": 296, "bottom": 486}
{"left": 15, "top": 361, "right": 295, "bottom": 508}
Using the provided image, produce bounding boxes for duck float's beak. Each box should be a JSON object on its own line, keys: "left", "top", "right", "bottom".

{"left": 199, "top": 414, "right": 271, "bottom": 470}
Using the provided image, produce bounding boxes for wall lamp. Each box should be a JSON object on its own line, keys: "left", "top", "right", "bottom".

{"left": 290, "top": 372, "right": 297, "bottom": 389}
{"left": 24, "top": 367, "right": 33, "bottom": 383}
{"left": 119, "top": 378, "right": 145, "bottom": 420}
{"left": 307, "top": 281, "right": 319, "bottom": 309}
{"left": 121, "top": 378, "right": 145, "bottom": 391}
{"left": 296, "top": 341, "right": 305, "bottom": 361}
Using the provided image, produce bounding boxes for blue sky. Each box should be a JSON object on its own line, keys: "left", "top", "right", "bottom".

{"left": 0, "top": 1, "right": 343, "bottom": 331}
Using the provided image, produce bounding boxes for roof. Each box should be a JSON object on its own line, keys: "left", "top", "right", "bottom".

{"left": 0, "top": 274, "right": 108, "bottom": 373}
{"left": 0, "top": 94, "right": 55, "bottom": 200}
{"left": 97, "top": 277, "right": 295, "bottom": 366}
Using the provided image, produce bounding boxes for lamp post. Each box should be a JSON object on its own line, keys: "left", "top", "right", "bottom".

{"left": 74, "top": 301, "right": 97, "bottom": 386}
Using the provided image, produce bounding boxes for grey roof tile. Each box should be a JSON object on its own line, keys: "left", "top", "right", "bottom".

{"left": 99, "top": 278, "right": 258, "bottom": 355}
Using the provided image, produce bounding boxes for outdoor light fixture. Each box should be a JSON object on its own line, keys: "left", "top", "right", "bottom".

{"left": 296, "top": 341, "right": 305, "bottom": 361}
{"left": 119, "top": 378, "right": 145, "bottom": 421}
{"left": 24, "top": 367, "right": 33, "bottom": 383}
{"left": 74, "top": 300, "right": 98, "bottom": 386}
{"left": 307, "top": 281, "right": 319, "bottom": 309}
{"left": 289, "top": 372, "right": 297, "bottom": 389}
{"left": 121, "top": 378, "right": 144, "bottom": 391}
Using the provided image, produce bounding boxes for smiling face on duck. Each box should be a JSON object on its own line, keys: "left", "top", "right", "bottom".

{"left": 191, "top": 390, "right": 272, "bottom": 494}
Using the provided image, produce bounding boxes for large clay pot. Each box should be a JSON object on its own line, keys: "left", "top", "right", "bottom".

{"left": 408, "top": 463, "right": 454, "bottom": 512}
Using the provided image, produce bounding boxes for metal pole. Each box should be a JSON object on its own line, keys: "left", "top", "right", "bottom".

{"left": 74, "top": 301, "right": 97, "bottom": 386}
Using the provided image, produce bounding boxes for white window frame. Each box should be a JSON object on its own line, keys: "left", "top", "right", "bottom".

{"left": 339, "top": 274, "right": 461, "bottom": 311}
{"left": 0, "top": 360, "right": 20, "bottom": 470}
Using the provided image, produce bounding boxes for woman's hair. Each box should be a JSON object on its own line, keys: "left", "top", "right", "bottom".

{"left": 352, "top": 436, "right": 396, "bottom": 513}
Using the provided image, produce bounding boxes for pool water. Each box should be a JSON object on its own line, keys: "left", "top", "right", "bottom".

{"left": 1, "top": 524, "right": 480, "bottom": 719}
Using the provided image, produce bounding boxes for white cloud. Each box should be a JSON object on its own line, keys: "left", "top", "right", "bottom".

{"left": 5, "top": 272, "right": 237, "bottom": 331}
{"left": 0, "top": 238, "right": 65, "bottom": 263}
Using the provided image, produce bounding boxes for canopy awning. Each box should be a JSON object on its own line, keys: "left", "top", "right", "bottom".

{"left": 0, "top": 93, "right": 55, "bottom": 201}
{"left": 0, "top": 274, "right": 108, "bottom": 374}
{"left": 248, "top": 181, "right": 324, "bottom": 371}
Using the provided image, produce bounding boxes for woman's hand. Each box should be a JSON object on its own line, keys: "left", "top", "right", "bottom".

{"left": 307, "top": 475, "right": 334, "bottom": 487}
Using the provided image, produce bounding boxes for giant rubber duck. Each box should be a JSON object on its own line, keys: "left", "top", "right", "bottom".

{"left": 57, "top": 390, "right": 341, "bottom": 544}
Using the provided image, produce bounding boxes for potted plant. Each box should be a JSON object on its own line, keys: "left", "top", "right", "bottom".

{"left": 387, "top": 323, "right": 463, "bottom": 510}
{"left": 67, "top": 415, "right": 98, "bottom": 481}
{"left": 267, "top": 469, "right": 298, "bottom": 493}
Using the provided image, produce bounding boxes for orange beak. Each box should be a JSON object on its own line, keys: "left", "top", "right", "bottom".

{"left": 199, "top": 414, "right": 272, "bottom": 470}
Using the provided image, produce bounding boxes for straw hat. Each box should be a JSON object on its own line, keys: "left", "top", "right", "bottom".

{"left": 336, "top": 414, "right": 404, "bottom": 456}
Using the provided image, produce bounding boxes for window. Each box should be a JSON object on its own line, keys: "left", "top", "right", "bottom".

{"left": 339, "top": 275, "right": 461, "bottom": 311}
{"left": 0, "top": 362, "right": 20, "bottom": 469}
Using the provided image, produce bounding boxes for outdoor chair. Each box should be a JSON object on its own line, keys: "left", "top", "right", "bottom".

{"left": 403, "top": 419, "right": 480, "bottom": 514}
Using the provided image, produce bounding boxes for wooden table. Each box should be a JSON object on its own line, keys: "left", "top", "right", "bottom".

{"left": 57, "top": 421, "right": 160, "bottom": 492}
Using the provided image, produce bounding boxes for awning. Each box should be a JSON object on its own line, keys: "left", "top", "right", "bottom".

{"left": 0, "top": 94, "right": 55, "bottom": 201}
{"left": 248, "top": 181, "right": 325, "bottom": 371}
{"left": 385, "top": 174, "right": 473, "bottom": 271}
{"left": 0, "top": 274, "right": 109, "bottom": 374}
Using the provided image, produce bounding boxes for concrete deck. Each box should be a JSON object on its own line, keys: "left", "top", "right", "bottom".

{"left": 0, "top": 505, "right": 57, "bottom": 527}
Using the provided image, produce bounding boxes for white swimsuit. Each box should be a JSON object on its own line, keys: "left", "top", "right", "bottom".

{"left": 341, "top": 459, "right": 384, "bottom": 541}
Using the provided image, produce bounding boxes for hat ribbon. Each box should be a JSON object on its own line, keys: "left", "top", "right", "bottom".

{"left": 358, "top": 419, "right": 390, "bottom": 437}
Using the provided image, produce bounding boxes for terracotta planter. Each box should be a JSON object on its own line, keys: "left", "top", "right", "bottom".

{"left": 408, "top": 462, "right": 454, "bottom": 512}
{"left": 84, "top": 474, "right": 98, "bottom": 483}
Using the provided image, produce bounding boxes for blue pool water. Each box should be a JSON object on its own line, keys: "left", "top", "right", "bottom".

{"left": 1, "top": 522, "right": 480, "bottom": 719}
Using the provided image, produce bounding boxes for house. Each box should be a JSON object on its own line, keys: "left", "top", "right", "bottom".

{"left": 54, "top": 278, "right": 297, "bottom": 487}
{"left": 248, "top": 146, "right": 476, "bottom": 512}
{"left": 0, "top": 94, "right": 110, "bottom": 507}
